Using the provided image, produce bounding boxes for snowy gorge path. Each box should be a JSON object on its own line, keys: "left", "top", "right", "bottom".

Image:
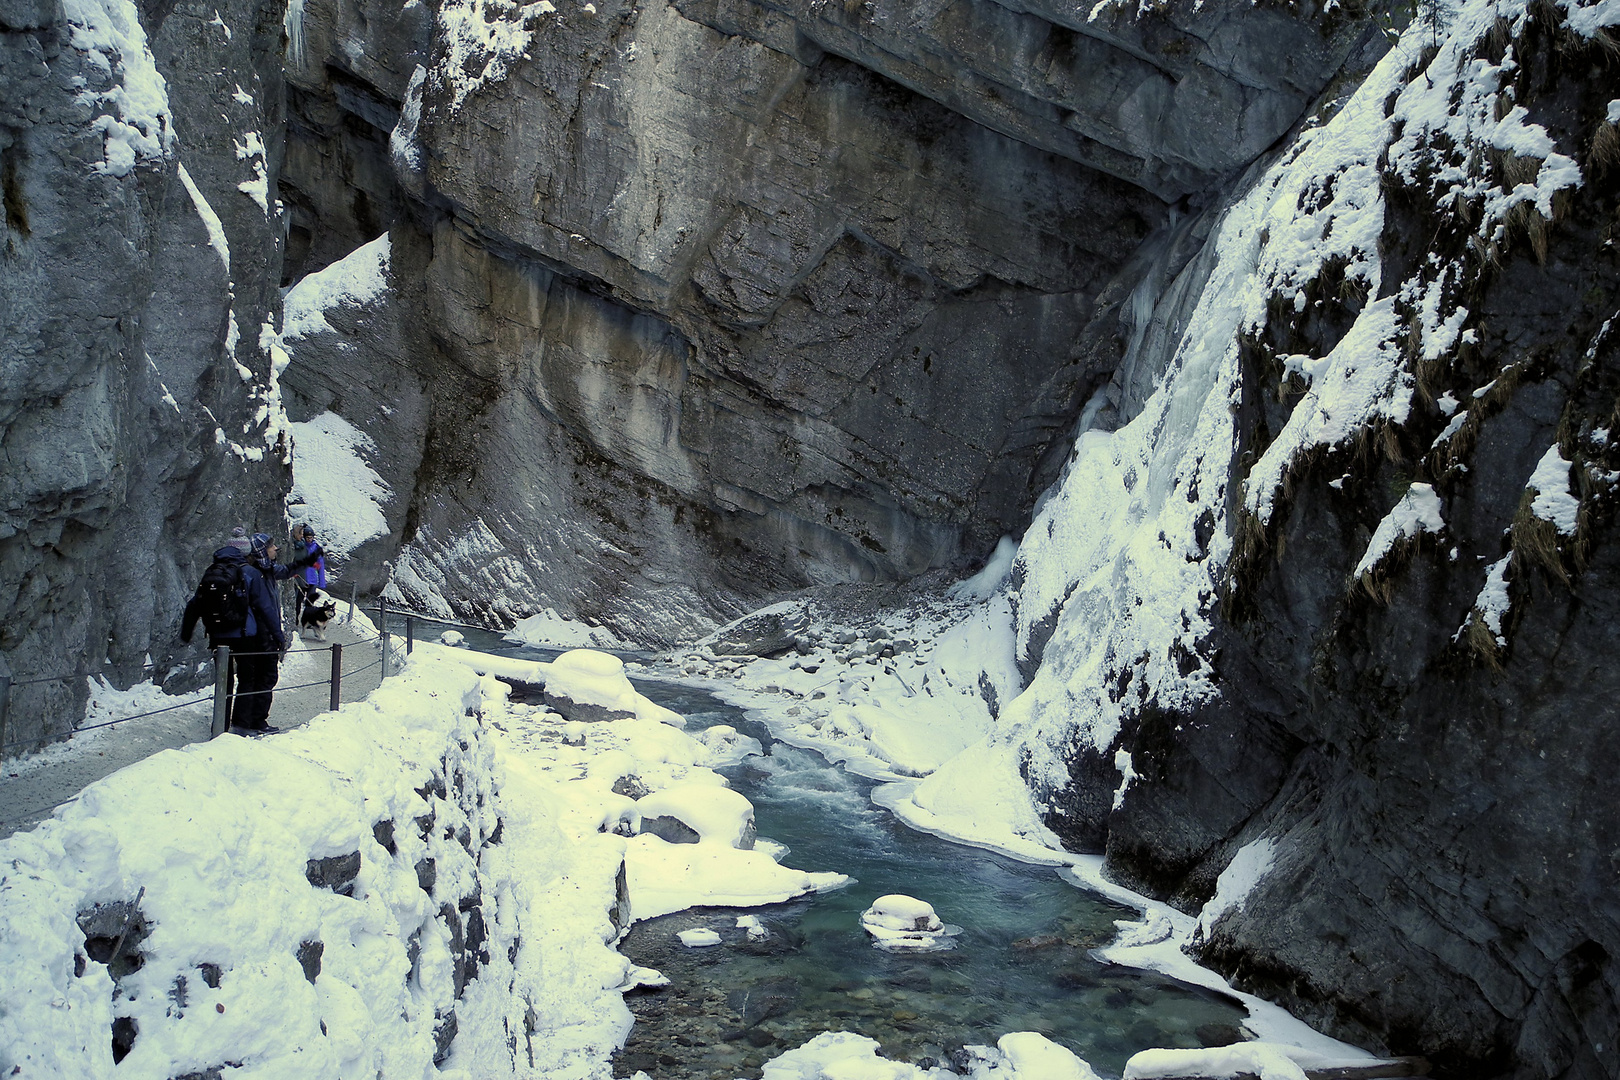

{"left": 0, "top": 620, "right": 385, "bottom": 840}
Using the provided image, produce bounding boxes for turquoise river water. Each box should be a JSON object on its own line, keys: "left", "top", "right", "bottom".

{"left": 390, "top": 618, "right": 1251, "bottom": 1079}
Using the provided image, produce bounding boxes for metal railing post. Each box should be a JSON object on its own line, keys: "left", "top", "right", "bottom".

{"left": 379, "top": 595, "right": 391, "bottom": 681}
{"left": 0, "top": 654, "right": 11, "bottom": 760}
{"left": 406, "top": 616, "right": 415, "bottom": 655}
{"left": 329, "top": 643, "right": 343, "bottom": 712}
{"left": 211, "top": 646, "right": 231, "bottom": 737}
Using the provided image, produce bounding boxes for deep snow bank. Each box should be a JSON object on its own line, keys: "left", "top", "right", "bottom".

{"left": 0, "top": 645, "right": 852, "bottom": 1078}
{"left": 0, "top": 655, "right": 511, "bottom": 1078}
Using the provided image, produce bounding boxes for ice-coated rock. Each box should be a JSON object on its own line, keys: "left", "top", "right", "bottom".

{"left": 695, "top": 724, "right": 763, "bottom": 768}
{"left": 676, "top": 928, "right": 721, "bottom": 948}
{"left": 438, "top": 630, "right": 466, "bottom": 646}
{"left": 617, "top": 965, "right": 671, "bottom": 991}
{"left": 862, "top": 894, "right": 941, "bottom": 933}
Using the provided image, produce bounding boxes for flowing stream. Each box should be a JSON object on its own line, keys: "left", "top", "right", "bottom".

{"left": 393, "top": 619, "right": 1250, "bottom": 1079}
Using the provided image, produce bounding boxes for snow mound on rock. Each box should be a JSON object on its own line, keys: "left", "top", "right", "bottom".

{"left": 636, "top": 783, "right": 756, "bottom": 848}
{"left": 1124, "top": 1042, "right": 1325, "bottom": 1080}
{"left": 860, "top": 894, "right": 961, "bottom": 951}
{"left": 546, "top": 649, "right": 683, "bottom": 726}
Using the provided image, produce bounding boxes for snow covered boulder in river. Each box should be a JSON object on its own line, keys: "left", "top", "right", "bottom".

{"left": 636, "top": 782, "right": 757, "bottom": 849}
{"left": 695, "top": 724, "right": 763, "bottom": 767}
{"left": 860, "top": 894, "right": 961, "bottom": 951}
{"left": 542, "top": 648, "right": 683, "bottom": 725}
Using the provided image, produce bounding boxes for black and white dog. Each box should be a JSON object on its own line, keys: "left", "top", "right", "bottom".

{"left": 298, "top": 587, "right": 339, "bottom": 641}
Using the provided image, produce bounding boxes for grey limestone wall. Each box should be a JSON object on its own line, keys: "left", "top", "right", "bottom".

{"left": 0, "top": 0, "right": 289, "bottom": 751}
{"left": 276, "top": 0, "right": 1379, "bottom": 640}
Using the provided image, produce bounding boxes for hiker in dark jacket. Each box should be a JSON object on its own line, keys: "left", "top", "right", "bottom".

{"left": 180, "top": 537, "right": 284, "bottom": 733}
{"left": 228, "top": 532, "right": 293, "bottom": 733}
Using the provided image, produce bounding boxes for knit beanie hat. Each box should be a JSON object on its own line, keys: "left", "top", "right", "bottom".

{"left": 226, "top": 526, "right": 252, "bottom": 553}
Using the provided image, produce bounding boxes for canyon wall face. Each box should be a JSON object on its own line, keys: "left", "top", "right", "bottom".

{"left": 0, "top": 0, "right": 290, "bottom": 747}
{"left": 276, "top": 0, "right": 1378, "bottom": 641}
{"left": 7, "top": 0, "right": 1620, "bottom": 1074}
{"left": 979, "top": 2, "right": 1620, "bottom": 1074}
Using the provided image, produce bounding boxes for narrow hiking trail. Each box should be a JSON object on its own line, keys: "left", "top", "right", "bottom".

{"left": 0, "top": 620, "right": 386, "bottom": 839}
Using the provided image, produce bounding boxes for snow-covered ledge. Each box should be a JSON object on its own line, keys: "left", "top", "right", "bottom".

{"left": 0, "top": 653, "right": 613, "bottom": 1078}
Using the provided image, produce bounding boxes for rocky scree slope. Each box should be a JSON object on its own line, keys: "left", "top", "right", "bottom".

{"left": 274, "top": 0, "right": 1383, "bottom": 643}
{"left": 958, "top": 0, "right": 1620, "bottom": 1074}
{"left": 1, "top": 0, "right": 292, "bottom": 750}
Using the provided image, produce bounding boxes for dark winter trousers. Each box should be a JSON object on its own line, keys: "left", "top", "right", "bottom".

{"left": 231, "top": 639, "right": 281, "bottom": 730}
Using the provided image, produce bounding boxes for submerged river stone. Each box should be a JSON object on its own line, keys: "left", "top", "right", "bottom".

{"left": 725, "top": 977, "right": 801, "bottom": 1037}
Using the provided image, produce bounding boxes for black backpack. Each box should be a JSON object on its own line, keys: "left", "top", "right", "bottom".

{"left": 194, "top": 558, "right": 251, "bottom": 637}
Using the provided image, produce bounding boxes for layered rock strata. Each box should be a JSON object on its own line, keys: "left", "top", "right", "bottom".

{"left": 277, "top": 0, "right": 1379, "bottom": 640}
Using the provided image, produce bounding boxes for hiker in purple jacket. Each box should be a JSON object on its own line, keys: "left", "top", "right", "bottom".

{"left": 298, "top": 525, "right": 327, "bottom": 588}
{"left": 291, "top": 524, "right": 327, "bottom": 620}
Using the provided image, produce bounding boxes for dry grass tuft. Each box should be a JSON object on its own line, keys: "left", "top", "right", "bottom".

{"left": 1354, "top": 565, "right": 1397, "bottom": 605}
{"left": 1222, "top": 506, "right": 1274, "bottom": 621}
{"left": 1462, "top": 611, "right": 1507, "bottom": 670}
{"left": 1510, "top": 491, "right": 1573, "bottom": 585}
{"left": 1593, "top": 122, "right": 1620, "bottom": 178}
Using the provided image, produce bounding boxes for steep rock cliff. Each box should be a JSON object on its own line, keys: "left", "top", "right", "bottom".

{"left": 922, "top": 0, "right": 1620, "bottom": 1073}
{"left": 276, "top": 0, "right": 1379, "bottom": 640}
{"left": 0, "top": 0, "right": 291, "bottom": 750}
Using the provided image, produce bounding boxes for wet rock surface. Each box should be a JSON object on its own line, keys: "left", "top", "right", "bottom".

{"left": 77, "top": 897, "right": 149, "bottom": 982}
{"left": 541, "top": 689, "right": 637, "bottom": 724}
{"left": 305, "top": 851, "right": 362, "bottom": 896}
